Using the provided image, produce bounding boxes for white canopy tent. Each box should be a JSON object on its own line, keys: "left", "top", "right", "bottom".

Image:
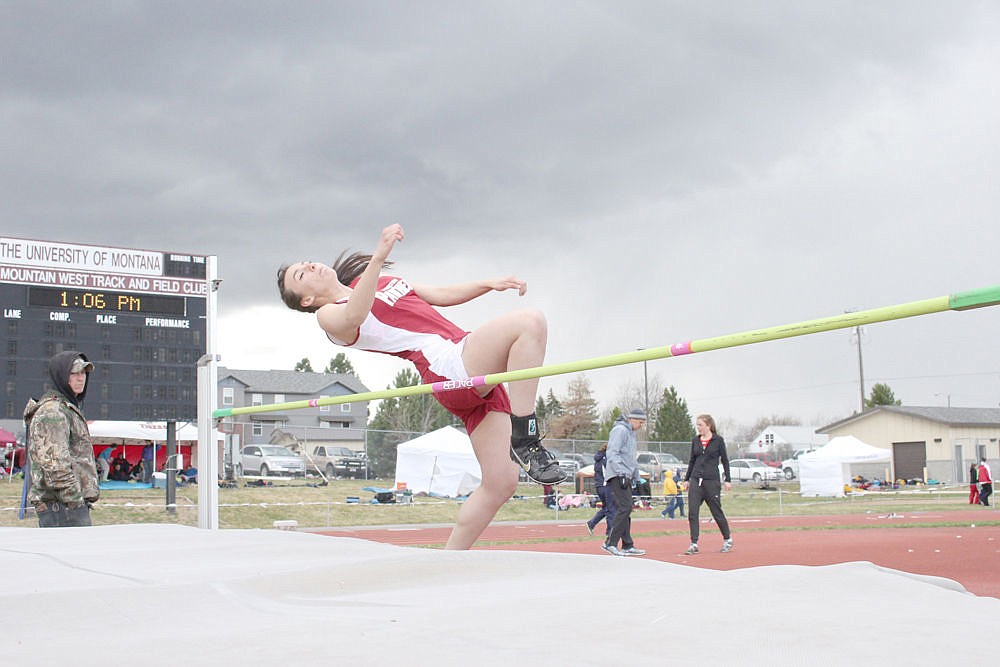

{"left": 88, "top": 420, "right": 202, "bottom": 443}
{"left": 798, "top": 435, "right": 891, "bottom": 497}
{"left": 394, "top": 426, "right": 481, "bottom": 497}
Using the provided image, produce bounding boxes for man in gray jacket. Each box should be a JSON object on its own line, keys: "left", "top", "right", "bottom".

{"left": 602, "top": 407, "right": 647, "bottom": 556}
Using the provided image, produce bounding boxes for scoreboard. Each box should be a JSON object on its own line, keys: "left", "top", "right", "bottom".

{"left": 1, "top": 236, "right": 210, "bottom": 422}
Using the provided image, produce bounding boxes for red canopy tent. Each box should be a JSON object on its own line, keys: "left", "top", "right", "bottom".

{"left": 88, "top": 421, "right": 201, "bottom": 471}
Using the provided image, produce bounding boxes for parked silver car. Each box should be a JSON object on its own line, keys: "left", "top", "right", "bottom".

{"left": 637, "top": 451, "right": 687, "bottom": 483}
{"left": 238, "top": 445, "right": 306, "bottom": 477}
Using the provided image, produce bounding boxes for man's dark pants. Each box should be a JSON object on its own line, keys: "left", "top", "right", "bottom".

{"left": 36, "top": 502, "right": 92, "bottom": 527}
{"left": 605, "top": 477, "right": 634, "bottom": 550}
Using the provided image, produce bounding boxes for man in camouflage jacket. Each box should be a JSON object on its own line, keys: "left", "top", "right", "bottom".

{"left": 23, "top": 351, "right": 100, "bottom": 527}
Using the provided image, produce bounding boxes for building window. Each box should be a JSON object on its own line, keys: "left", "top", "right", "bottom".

{"left": 273, "top": 394, "right": 284, "bottom": 404}
{"left": 251, "top": 393, "right": 262, "bottom": 407}
{"left": 222, "top": 387, "right": 234, "bottom": 406}
{"left": 340, "top": 403, "right": 352, "bottom": 413}
{"left": 252, "top": 422, "right": 263, "bottom": 436}
{"left": 319, "top": 395, "right": 329, "bottom": 412}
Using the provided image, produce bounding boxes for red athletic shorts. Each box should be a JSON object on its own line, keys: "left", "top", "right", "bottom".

{"left": 427, "top": 377, "right": 511, "bottom": 434}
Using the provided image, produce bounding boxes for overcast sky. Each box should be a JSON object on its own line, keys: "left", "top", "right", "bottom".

{"left": 3, "top": 2, "right": 998, "bottom": 435}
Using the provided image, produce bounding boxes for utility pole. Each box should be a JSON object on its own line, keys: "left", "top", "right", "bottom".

{"left": 854, "top": 324, "right": 865, "bottom": 413}
{"left": 643, "top": 359, "right": 649, "bottom": 419}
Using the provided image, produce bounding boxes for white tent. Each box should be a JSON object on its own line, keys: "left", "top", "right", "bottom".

{"left": 394, "top": 426, "right": 481, "bottom": 497}
{"left": 799, "top": 435, "right": 891, "bottom": 497}
{"left": 88, "top": 420, "right": 222, "bottom": 443}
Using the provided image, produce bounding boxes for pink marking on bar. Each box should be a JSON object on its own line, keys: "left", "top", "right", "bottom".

{"left": 308, "top": 399, "right": 319, "bottom": 407}
{"left": 431, "top": 376, "right": 488, "bottom": 393}
{"left": 670, "top": 341, "right": 693, "bottom": 356}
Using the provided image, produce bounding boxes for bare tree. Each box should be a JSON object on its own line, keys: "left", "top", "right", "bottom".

{"left": 614, "top": 375, "right": 665, "bottom": 419}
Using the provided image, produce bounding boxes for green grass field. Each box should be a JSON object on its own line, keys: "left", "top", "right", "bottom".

{"left": 2, "top": 476, "right": 994, "bottom": 530}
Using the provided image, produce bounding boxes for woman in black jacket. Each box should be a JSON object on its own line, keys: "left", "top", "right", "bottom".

{"left": 683, "top": 414, "right": 733, "bottom": 554}
{"left": 585, "top": 444, "right": 614, "bottom": 536}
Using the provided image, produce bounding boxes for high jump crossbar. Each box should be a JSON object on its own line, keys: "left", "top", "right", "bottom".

{"left": 213, "top": 284, "right": 1000, "bottom": 420}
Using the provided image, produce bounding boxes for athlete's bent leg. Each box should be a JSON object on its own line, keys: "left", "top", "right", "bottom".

{"left": 445, "top": 411, "right": 520, "bottom": 550}
{"left": 461, "top": 309, "right": 546, "bottom": 415}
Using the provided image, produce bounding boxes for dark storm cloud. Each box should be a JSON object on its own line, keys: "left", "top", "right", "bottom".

{"left": 2, "top": 2, "right": 997, "bottom": 422}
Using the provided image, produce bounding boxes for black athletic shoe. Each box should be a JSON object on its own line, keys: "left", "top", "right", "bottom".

{"left": 510, "top": 437, "right": 567, "bottom": 485}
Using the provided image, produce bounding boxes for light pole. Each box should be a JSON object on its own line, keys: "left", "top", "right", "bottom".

{"left": 635, "top": 348, "right": 650, "bottom": 445}
{"left": 855, "top": 325, "right": 865, "bottom": 412}
{"left": 637, "top": 348, "right": 649, "bottom": 419}
{"left": 644, "top": 359, "right": 649, "bottom": 420}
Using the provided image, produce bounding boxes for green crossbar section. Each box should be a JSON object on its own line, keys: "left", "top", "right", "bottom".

{"left": 213, "top": 284, "right": 1000, "bottom": 419}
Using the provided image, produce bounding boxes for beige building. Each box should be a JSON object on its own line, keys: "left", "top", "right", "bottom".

{"left": 818, "top": 406, "right": 1000, "bottom": 484}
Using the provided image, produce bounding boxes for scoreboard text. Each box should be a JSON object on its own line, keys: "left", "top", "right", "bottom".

{"left": 1, "top": 237, "right": 209, "bottom": 422}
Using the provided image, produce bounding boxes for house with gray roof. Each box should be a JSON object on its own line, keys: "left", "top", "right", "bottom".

{"left": 818, "top": 406, "right": 1000, "bottom": 484}
{"left": 217, "top": 367, "right": 370, "bottom": 452}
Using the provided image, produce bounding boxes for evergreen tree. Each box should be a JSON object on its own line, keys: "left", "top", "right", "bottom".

{"left": 866, "top": 382, "right": 901, "bottom": 408}
{"left": 367, "top": 368, "right": 453, "bottom": 477}
{"left": 595, "top": 406, "right": 623, "bottom": 442}
{"left": 546, "top": 375, "right": 599, "bottom": 440}
{"left": 544, "top": 389, "right": 564, "bottom": 419}
{"left": 535, "top": 389, "right": 564, "bottom": 432}
{"left": 651, "top": 385, "right": 695, "bottom": 442}
{"left": 324, "top": 353, "right": 357, "bottom": 376}
{"left": 294, "top": 357, "right": 314, "bottom": 372}
{"left": 535, "top": 396, "right": 548, "bottom": 428}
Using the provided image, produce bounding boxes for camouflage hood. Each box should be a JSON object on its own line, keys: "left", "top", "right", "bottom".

{"left": 46, "top": 350, "right": 92, "bottom": 408}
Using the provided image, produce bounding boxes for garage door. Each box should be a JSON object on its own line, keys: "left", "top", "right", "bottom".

{"left": 893, "top": 441, "right": 926, "bottom": 481}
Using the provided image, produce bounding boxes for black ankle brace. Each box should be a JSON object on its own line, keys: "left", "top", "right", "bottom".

{"left": 510, "top": 413, "right": 538, "bottom": 441}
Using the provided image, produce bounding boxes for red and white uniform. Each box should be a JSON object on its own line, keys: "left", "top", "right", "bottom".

{"left": 329, "top": 276, "right": 469, "bottom": 381}
{"left": 328, "top": 275, "right": 509, "bottom": 432}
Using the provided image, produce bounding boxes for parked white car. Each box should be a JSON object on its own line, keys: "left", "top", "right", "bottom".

{"left": 781, "top": 449, "right": 816, "bottom": 480}
{"left": 728, "top": 458, "right": 783, "bottom": 483}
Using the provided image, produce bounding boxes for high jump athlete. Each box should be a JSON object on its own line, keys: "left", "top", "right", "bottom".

{"left": 277, "top": 223, "right": 565, "bottom": 549}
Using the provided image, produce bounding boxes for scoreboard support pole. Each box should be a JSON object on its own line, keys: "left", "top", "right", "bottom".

{"left": 197, "top": 256, "right": 220, "bottom": 530}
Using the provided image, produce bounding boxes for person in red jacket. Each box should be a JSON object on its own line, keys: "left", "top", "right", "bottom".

{"left": 968, "top": 462, "right": 980, "bottom": 504}
{"left": 977, "top": 458, "right": 992, "bottom": 506}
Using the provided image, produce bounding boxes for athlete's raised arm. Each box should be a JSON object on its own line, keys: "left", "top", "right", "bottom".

{"left": 412, "top": 276, "right": 527, "bottom": 307}
{"left": 317, "top": 224, "right": 404, "bottom": 341}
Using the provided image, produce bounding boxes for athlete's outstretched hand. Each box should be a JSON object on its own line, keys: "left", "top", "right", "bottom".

{"left": 487, "top": 276, "right": 527, "bottom": 296}
{"left": 374, "top": 224, "right": 405, "bottom": 262}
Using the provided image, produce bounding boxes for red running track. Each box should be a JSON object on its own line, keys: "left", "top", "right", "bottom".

{"left": 314, "top": 509, "right": 1000, "bottom": 599}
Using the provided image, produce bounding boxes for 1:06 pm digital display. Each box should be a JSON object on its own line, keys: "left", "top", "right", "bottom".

{"left": 28, "top": 286, "right": 187, "bottom": 316}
